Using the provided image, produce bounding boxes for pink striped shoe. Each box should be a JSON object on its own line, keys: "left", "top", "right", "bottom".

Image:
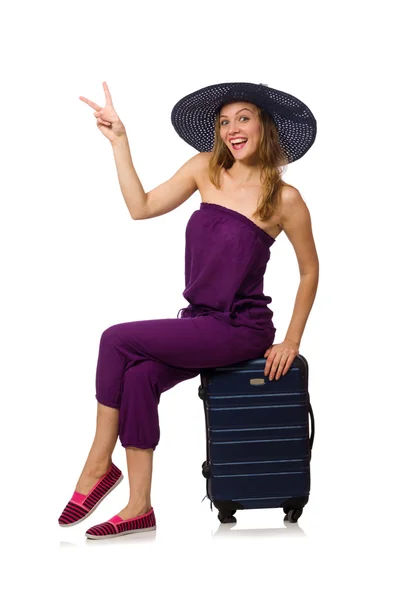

{"left": 85, "top": 508, "right": 156, "bottom": 539}
{"left": 58, "top": 463, "right": 123, "bottom": 527}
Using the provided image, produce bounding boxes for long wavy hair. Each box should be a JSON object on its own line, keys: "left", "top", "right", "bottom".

{"left": 208, "top": 103, "right": 293, "bottom": 222}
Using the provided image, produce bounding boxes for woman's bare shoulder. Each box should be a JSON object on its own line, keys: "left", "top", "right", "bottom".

{"left": 196, "top": 151, "right": 212, "bottom": 166}
{"left": 279, "top": 183, "right": 311, "bottom": 224}
{"left": 193, "top": 152, "right": 212, "bottom": 184}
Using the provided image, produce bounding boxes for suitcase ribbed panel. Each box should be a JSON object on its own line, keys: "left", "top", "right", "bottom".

{"left": 200, "top": 356, "right": 311, "bottom": 510}
{"left": 210, "top": 403, "right": 307, "bottom": 428}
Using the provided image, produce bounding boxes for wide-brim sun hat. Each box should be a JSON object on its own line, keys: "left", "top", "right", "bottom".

{"left": 171, "top": 82, "right": 317, "bottom": 164}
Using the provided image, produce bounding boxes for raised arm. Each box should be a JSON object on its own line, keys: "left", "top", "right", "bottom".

{"left": 118, "top": 148, "right": 205, "bottom": 220}
{"left": 79, "top": 81, "right": 204, "bottom": 220}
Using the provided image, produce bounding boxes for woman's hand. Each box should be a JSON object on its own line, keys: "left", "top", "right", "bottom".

{"left": 79, "top": 81, "right": 126, "bottom": 143}
{"left": 264, "top": 338, "right": 299, "bottom": 380}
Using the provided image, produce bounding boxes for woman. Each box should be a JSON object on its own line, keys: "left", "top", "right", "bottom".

{"left": 58, "top": 81, "right": 319, "bottom": 540}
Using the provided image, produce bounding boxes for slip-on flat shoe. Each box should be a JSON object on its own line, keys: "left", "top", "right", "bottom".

{"left": 85, "top": 507, "right": 156, "bottom": 539}
{"left": 58, "top": 463, "right": 123, "bottom": 527}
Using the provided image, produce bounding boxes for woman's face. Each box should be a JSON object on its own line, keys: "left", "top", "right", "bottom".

{"left": 218, "top": 101, "right": 261, "bottom": 158}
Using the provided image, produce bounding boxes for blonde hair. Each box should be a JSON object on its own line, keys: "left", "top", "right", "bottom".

{"left": 208, "top": 104, "right": 294, "bottom": 221}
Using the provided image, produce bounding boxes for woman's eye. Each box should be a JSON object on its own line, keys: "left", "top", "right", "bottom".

{"left": 221, "top": 116, "right": 249, "bottom": 126}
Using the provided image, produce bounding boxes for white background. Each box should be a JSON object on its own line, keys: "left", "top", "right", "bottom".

{"left": 1, "top": 0, "right": 396, "bottom": 597}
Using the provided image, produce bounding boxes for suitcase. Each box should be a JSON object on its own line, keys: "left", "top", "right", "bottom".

{"left": 198, "top": 354, "right": 315, "bottom": 524}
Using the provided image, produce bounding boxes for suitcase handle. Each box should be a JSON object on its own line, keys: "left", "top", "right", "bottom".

{"left": 308, "top": 400, "right": 315, "bottom": 454}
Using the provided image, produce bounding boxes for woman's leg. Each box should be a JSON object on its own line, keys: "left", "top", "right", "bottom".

{"left": 85, "top": 317, "right": 270, "bottom": 523}
{"left": 116, "top": 447, "right": 153, "bottom": 519}
{"left": 74, "top": 402, "right": 119, "bottom": 494}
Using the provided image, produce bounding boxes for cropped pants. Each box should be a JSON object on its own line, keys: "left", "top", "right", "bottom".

{"left": 95, "top": 314, "right": 276, "bottom": 450}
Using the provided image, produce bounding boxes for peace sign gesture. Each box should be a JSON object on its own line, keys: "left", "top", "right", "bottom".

{"left": 79, "top": 81, "right": 126, "bottom": 143}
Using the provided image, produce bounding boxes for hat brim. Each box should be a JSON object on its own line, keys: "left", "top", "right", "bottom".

{"left": 171, "top": 82, "right": 317, "bottom": 163}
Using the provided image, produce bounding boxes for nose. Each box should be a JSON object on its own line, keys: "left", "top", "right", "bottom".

{"left": 228, "top": 121, "right": 242, "bottom": 135}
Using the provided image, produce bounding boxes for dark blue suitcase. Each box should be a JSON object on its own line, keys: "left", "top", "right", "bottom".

{"left": 198, "top": 354, "right": 315, "bottom": 524}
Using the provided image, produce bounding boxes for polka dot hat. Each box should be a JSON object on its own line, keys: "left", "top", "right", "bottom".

{"left": 170, "top": 82, "right": 317, "bottom": 164}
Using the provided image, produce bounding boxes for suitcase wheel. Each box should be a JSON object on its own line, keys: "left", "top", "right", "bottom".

{"left": 283, "top": 508, "right": 303, "bottom": 523}
{"left": 202, "top": 465, "right": 210, "bottom": 478}
{"left": 218, "top": 510, "right": 237, "bottom": 524}
{"left": 202, "top": 461, "right": 210, "bottom": 478}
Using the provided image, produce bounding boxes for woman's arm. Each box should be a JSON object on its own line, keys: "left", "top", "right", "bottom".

{"left": 111, "top": 133, "right": 204, "bottom": 220}
{"left": 284, "top": 273, "right": 319, "bottom": 344}
{"left": 264, "top": 187, "right": 319, "bottom": 380}
{"left": 281, "top": 187, "right": 320, "bottom": 344}
{"left": 110, "top": 134, "right": 148, "bottom": 219}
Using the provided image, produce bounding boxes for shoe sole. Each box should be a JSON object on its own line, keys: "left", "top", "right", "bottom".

{"left": 59, "top": 474, "right": 124, "bottom": 527}
{"left": 86, "top": 525, "right": 156, "bottom": 540}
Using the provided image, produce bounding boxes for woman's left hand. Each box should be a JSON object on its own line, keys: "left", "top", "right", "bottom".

{"left": 264, "top": 338, "right": 300, "bottom": 380}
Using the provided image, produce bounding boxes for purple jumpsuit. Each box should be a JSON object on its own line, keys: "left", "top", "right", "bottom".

{"left": 95, "top": 202, "right": 277, "bottom": 450}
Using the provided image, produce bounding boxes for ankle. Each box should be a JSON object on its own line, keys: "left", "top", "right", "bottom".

{"left": 127, "top": 498, "right": 151, "bottom": 511}
{"left": 83, "top": 457, "right": 112, "bottom": 478}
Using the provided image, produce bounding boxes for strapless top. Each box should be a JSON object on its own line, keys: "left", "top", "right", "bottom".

{"left": 176, "top": 202, "right": 276, "bottom": 334}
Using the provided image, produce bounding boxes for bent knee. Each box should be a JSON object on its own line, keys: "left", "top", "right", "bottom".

{"left": 99, "top": 323, "right": 133, "bottom": 345}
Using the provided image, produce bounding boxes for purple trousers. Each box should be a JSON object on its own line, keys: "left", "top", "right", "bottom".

{"left": 95, "top": 315, "right": 275, "bottom": 450}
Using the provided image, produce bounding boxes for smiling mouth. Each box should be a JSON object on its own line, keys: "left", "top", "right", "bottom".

{"left": 231, "top": 139, "right": 248, "bottom": 149}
